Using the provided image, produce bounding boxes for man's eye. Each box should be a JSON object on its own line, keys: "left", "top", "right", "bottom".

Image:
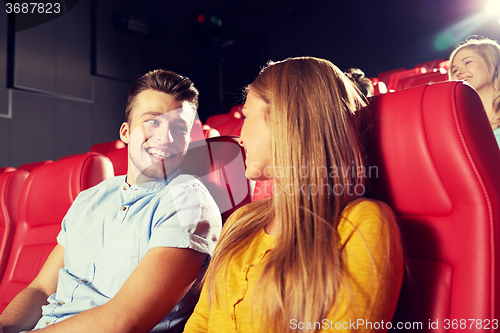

{"left": 146, "top": 119, "right": 159, "bottom": 125}
{"left": 175, "top": 125, "right": 187, "bottom": 132}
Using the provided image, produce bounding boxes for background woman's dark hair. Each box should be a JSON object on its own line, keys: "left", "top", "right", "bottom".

{"left": 125, "top": 69, "right": 199, "bottom": 123}
{"left": 343, "top": 67, "right": 374, "bottom": 98}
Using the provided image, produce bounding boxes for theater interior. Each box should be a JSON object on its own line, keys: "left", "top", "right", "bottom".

{"left": 0, "top": 0, "right": 500, "bottom": 332}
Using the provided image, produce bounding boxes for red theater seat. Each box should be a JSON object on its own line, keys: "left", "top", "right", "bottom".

{"left": 17, "top": 160, "right": 53, "bottom": 173}
{"left": 396, "top": 69, "right": 448, "bottom": 90}
{"left": 377, "top": 67, "right": 406, "bottom": 85}
{"left": 205, "top": 104, "right": 243, "bottom": 130}
{"left": 89, "top": 140, "right": 126, "bottom": 156}
{"left": 415, "top": 58, "right": 446, "bottom": 71}
{"left": 386, "top": 67, "right": 427, "bottom": 91}
{"left": 106, "top": 147, "right": 128, "bottom": 176}
{"left": 217, "top": 118, "right": 244, "bottom": 137}
{"left": 180, "top": 136, "right": 251, "bottom": 222}
{"left": 0, "top": 153, "right": 114, "bottom": 311}
{"left": 365, "top": 81, "right": 500, "bottom": 330}
{"left": 0, "top": 167, "right": 15, "bottom": 173}
{"left": 0, "top": 171, "right": 28, "bottom": 282}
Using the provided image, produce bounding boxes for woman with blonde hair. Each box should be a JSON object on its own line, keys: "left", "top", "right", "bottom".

{"left": 449, "top": 36, "right": 500, "bottom": 146}
{"left": 184, "top": 57, "right": 404, "bottom": 333}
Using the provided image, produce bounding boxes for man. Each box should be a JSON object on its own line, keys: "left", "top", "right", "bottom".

{"left": 0, "top": 70, "right": 222, "bottom": 333}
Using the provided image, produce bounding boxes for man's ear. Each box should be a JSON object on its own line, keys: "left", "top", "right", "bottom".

{"left": 119, "top": 122, "right": 129, "bottom": 144}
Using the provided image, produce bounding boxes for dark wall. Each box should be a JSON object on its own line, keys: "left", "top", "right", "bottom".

{"left": 0, "top": 0, "right": 197, "bottom": 168}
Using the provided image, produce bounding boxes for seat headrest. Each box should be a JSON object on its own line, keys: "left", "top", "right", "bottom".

{"left": 18, "top": 153, "right": 114, "bottom": 228}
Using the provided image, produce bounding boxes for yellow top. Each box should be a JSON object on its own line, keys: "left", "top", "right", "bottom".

{"left": 184, "top": 199, "right": 404, "bottom": 332}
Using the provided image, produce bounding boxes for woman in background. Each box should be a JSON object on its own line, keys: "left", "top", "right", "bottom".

{"left": 449, "top": 36, "right": 500, "bottom": 147}
{"left": 184, "top": 57, "right": 404, "bottom": 333}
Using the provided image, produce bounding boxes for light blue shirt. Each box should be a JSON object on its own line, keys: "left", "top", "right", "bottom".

{"left": 494, "top": 128, "right": 500, "bottom": 149}
{"left": 33, "top": 174, "right": 222, "bottom": 332}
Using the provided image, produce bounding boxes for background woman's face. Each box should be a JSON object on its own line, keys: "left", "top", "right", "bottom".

{"left": 450, "top": 48, "right": 493, "bottom": 92}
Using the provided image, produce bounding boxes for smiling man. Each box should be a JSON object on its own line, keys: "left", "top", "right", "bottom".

{"left": 0, "top": 70, "right": 222, "bottom": 333}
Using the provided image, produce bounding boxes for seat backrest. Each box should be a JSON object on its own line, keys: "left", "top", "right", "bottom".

{"left": 180, "top": 136, "right": 251, "bottom": 222}
{"left": 0, "top": 167, "right": 15, "bottom": 173}
{"left": 89, "top": 140, "right": 126, "bottom": 156}
{"left": 386, "top": 67, "right": 427, "bottom": 91}
{"left": 0, "top": 153, "right": 114, "bottom": 311}
{"left": 205, "top": 105, "right": 243, "bottom": 130}
{"left": 0, "top": 171, "right": 28, "bottom": 282}
{"left": 414, "top": 58, "right": 446, "bottom": 71}
{"left": 217, "top": 118, "right": 244, "bottom": 137}
{"left": 365, "top": 81, "right": 500, "bottom": 329}
{"left": 396, "top": 70, "right": 448, "bottom": 91}
{"left": 17, "top": 160, "right": 53, "bottom": 173}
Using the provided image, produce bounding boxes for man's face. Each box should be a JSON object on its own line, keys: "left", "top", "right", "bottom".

{"left": 120, "top": 89, "right": 195, "bottom": 185}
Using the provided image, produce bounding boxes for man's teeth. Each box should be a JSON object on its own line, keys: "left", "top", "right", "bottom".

{"left": 146, "top": 148, "right": 173, "bottom": 158}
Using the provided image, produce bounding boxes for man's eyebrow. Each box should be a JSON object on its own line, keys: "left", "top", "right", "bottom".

{"left": 141, "top": 111, "right": 164, "bottom": 118}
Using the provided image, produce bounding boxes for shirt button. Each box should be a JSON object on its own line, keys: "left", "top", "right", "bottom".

{"left": 82, "top": 279, "right": 88, "bottom": 284}
{"left": 121, "top": 206, "right": 126, "bottom": 211}
{"left": 58, "top": 301, "right": 65, "bottom": 305}
{"left": 123, "top": 185, "right": 127, "bottom": 190}
{"left": 231, "top": 314, "right": 235, "bottom": 321}
{"left": 45, "top": 321, "right": 51, "bottom": 326}
{"left": 242, "top": 266, "right": 248, "bottom": 272}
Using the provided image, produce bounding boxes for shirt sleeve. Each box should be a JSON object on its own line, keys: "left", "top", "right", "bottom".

{"left": 147, "top": 175, "right": 222, "bottom": 256}
{"left": 322, "top": 200, "right": 404, "bottom": 333}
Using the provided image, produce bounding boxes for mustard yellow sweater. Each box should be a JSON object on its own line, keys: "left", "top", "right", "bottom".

{"left": 184, "top": 199, "right": 404, "bottom": 332}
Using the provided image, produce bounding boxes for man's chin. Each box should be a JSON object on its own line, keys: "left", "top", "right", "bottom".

{"left": 135, "top": 163, "right": 179, "bottom": 182}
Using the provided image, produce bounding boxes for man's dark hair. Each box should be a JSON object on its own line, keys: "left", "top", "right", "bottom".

{"left": 343, "top": 67, "right": 374, "bottom": 98}
{"left": 125, "top": 69, "right": 199, "bottom": 123}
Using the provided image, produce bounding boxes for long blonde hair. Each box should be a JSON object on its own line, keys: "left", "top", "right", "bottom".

{"left": 205, "top": 57, "right": 372, "bottom": 332}
{"left": 449, "top": 36, "right": 500, "bottom": 129}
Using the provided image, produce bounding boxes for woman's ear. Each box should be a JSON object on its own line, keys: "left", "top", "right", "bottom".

{"left": 119, "top": 122, "right": 129, "bottom": 144}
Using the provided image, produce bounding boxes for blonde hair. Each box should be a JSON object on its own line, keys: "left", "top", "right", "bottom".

{"left": 204, "top": 57, "right": 380, "bottom": 332}
{"left": 449, "top": 36, "right": 500, "bottom": 129}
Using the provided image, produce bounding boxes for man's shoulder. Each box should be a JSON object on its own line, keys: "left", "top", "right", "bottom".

{"left": 77, "top": 175, "right": 126, "bottom": 198}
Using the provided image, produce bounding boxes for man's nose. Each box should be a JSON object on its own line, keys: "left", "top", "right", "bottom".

{"left": 156, "top": 125, "right": 174, "bottom": 144}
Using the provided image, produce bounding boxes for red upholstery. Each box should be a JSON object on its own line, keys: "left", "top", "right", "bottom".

{"left": 0, "top": 167, "right": 15, "bottom": 173}
{"left": 190, "top": 119, "right": 206, "bottom": 142}
{"left": 89, "top": 140, "right": 126, "bottom": 156}
{"left": 106, "top": 148, "right": 128, "bottom": 176}
{"left": 217, "top": 118, "right": 244, "bottom": 137}
{"left": 104, "top": 137, "right": 251, "bottom": 222}
{"left": 252, "top": 179, "right": 274, "bottom": 202}
{"left": 377, "top": 67, "right": 406, "bottom": 85}
{"left": 180, "top": 136, "right": 251, "bottom": 222}
{"left": 0, "top": 153, "right": 114, "bottom": 311}
{"left": 17, "top": 160, "right": 53, "bottom": 173}
{"left": 396, "top": 70, "right": 448, "bottom": 91}
{"left": 0, "top": 171, "right": 28, "bottom": 282}
{"left": 205, "top": 104, "right": 243, "bottom": 130}
{"left": 386, "top": 67, "right": 427, "bottom": 91}
{"left": 365, "top": 81, "right": 500, "bottom": 329}
{"left": 415, "top": 58, "right": 446, "bottom": 71}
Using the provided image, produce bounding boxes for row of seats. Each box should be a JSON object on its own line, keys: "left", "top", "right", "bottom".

{"left": 0, "top": 80, "right": 499, "bottom": 330}
{"left": 0, "top": 136, "right": 251, "bottom": 312}
{"left": 371, "top": 58, "right": 450, "bottom": 95}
